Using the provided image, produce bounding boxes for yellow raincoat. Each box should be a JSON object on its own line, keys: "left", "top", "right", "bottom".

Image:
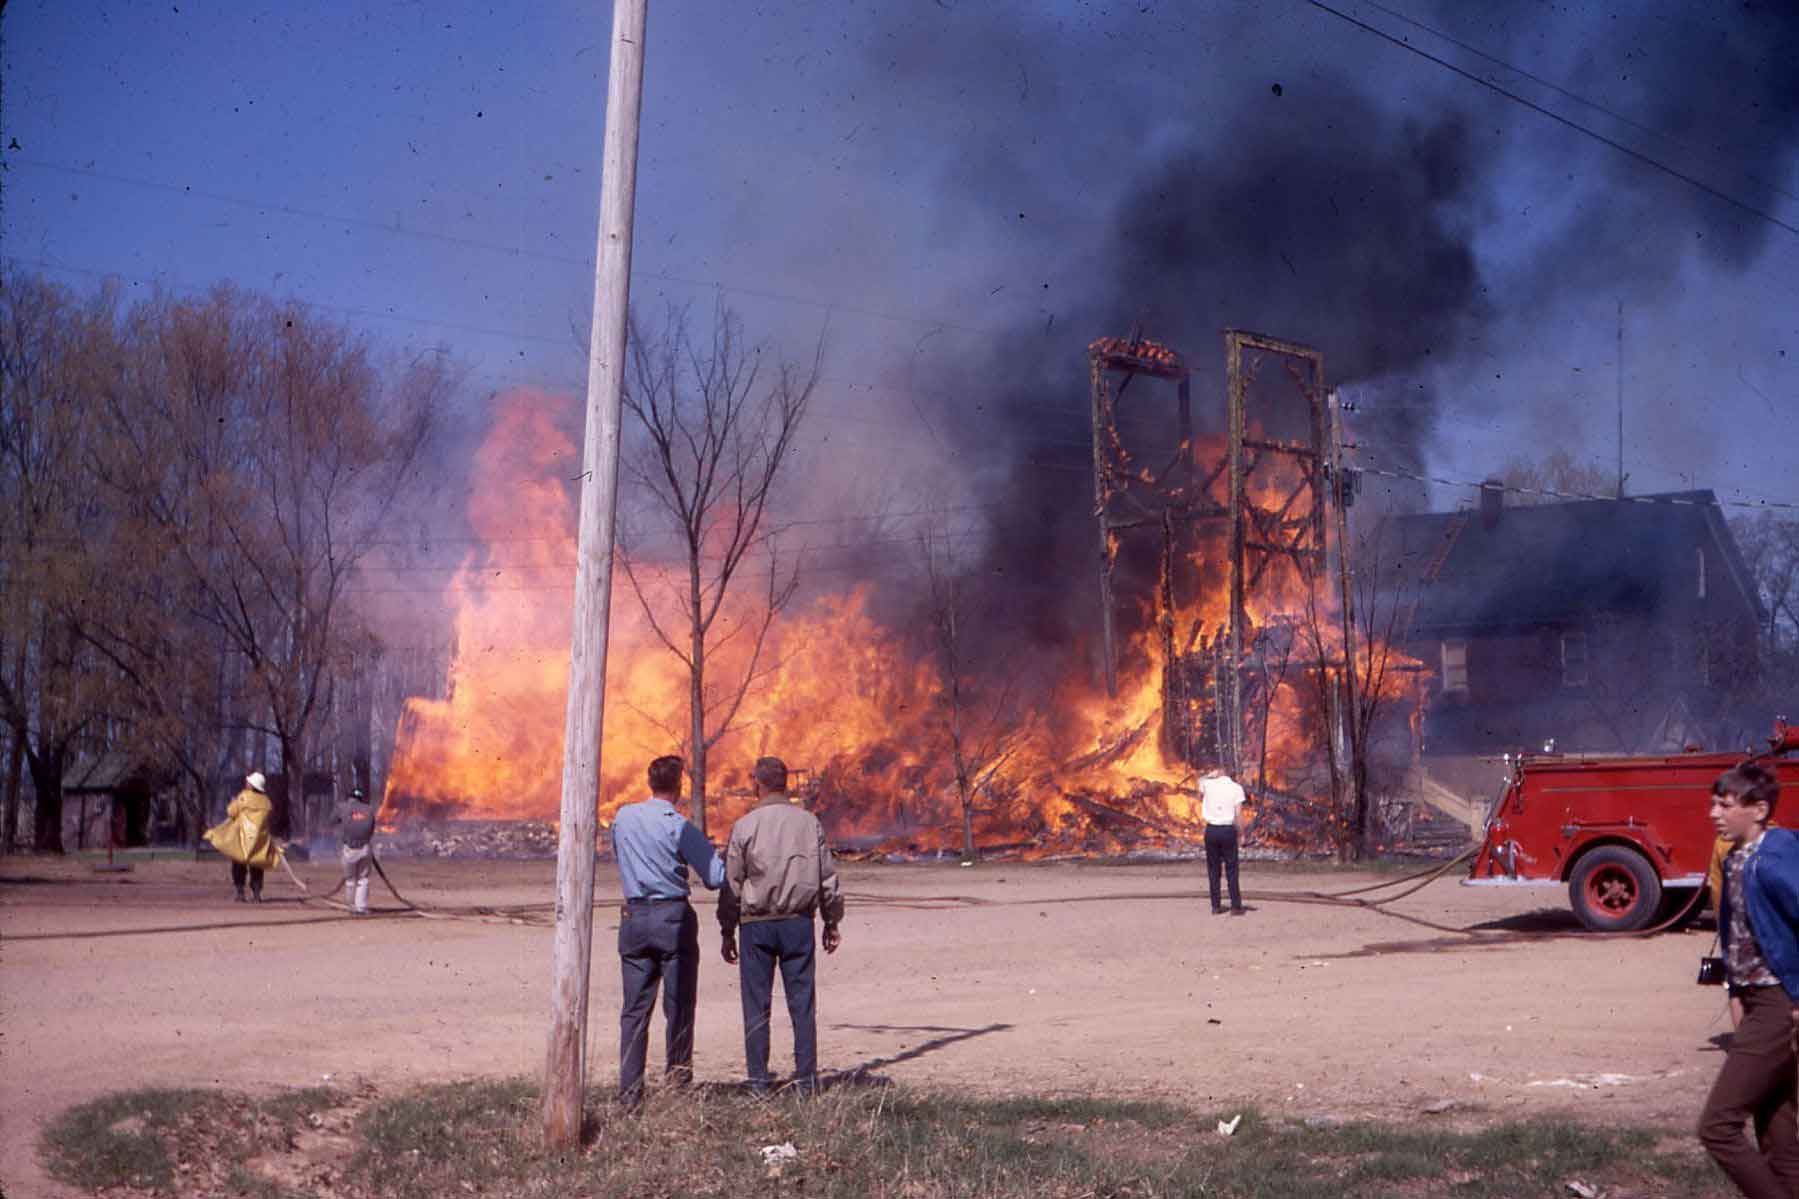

{"left": 204, "top": 788, "right": 284, "bottom": 869}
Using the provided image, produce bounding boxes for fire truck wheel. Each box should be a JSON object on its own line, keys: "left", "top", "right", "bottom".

{"left": 1569, "top": 846, "right": 1662, "bottom": 932}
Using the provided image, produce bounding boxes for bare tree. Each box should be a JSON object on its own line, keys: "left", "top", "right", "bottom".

{"left": 1293, "top": 517, "right": 1423, "bottom": 859}
{"left": 1729, "top": 511, "right": 1799, "bottom": 732}
{"left": 0, "top": 274, "right": 452, "bottom": 851}
{"left": 92, "top": 286, "right": 448, "bottom": 839}
{"left": 617, "top": 304, "right": 819, "bottom": 835}
{"left": 919, "top": 522, "right": 1032, "bottom": 862}
{"left": 1734, "top": 512, "right": 1799, "bottom": 660}
{"left": 1496, "top": 449, "right": 1619, "bottom": 503}
{"left": 0, "top": 274, "right": 125, "bottom": 852}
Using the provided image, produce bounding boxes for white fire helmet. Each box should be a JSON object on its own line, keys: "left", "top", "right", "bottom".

{"left": 246, "top": 771, "right": 267, "bottom": 793}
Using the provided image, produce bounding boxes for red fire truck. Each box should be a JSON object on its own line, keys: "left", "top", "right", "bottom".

{"left": 1466, "top": 721, "right": 1799, "bottom": 932}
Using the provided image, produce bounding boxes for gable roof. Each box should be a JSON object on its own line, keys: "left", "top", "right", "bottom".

{"left": 1384, "top": 489, "right": 1761, "bottom": 633}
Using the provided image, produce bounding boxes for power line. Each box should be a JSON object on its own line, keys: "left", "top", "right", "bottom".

{"left": 352, "top": 502, "right": 1003, "bottom": 550}
{"left": 350, "top": 526, "right": 993, "bottom": 574}
{"left": 8, "top": 159, "right": 1009, "bottom": 339}
{"left": 1339, "top": 414, "right": 1799, "bottom": 512}
{"left": 339, "top": 549, "right": 986, "bottom": 596}
{"left": 1352, "top": 0, "right": 1799, "bottom": 208}
{"left": 1299, "top": 0, "right": 1799, "bottom": 237}
{"left": 1349, "top": 459, "right": 1799, "bottom": 512}
{"left": 9, "top": 253, "right": 1106, "bottom": 432}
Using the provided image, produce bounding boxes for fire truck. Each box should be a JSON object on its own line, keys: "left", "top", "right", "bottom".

{"left": 1466, "top": 721, "right": 1799, "bottom": 932}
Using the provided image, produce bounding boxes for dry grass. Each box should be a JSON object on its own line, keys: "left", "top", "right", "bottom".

{"left": 41, "top": 1077, "right": 1731, "bottom": 1198}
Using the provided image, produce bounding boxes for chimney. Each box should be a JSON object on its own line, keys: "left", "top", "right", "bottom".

{"left": 1479, "top": 479, "right": 1504, "bottom": 528}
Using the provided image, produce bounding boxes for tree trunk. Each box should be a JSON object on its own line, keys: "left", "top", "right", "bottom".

{"left": 689, "top": 553, "right": 708, "bottom": 837}
{"left": 958, "top": 772, "right": 976, "bottom": 863}
{"left": 1, "top": 643, "right": 26, "bottom": 855}
{"left": 280, "top": 737, "right": 305, "bottom": 842}
{"left": 1350, "top": 726, "right": 1373, "bottom": 858}
{"left": 950, "top": 678, "right": 976, "bottom": 862}
{"left": 179, "top": 767, "right": 210, "bottom": 848}
{"left": 1, "top": 722, "right": 22, "bottom": 855}
{"left": 29, "top": 746, "right": 66, "bottom": 854}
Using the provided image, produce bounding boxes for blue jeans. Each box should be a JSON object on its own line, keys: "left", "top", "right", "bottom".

{"left": 738, "top": 917, "right": 817, "bottom": 1090}
{"left": 617, "top": 899, "right": 700, "bottom": 1105}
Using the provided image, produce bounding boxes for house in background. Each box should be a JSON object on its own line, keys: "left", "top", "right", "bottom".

{"left": 1382, "top": 486, "right": 1763, "bottom": 800}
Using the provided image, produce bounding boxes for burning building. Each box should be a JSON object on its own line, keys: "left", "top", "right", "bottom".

{"left": 375, "top": 319, "right": 1428, "bottom": 861}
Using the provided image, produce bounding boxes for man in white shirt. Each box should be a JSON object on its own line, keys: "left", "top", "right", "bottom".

{"left": 1199, "top": 766, "right": 1248, "bottom": 916}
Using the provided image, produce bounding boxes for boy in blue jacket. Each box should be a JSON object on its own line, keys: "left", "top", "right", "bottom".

{"left": 1700, "top": 761, "right": 1799, "bottom": 1199}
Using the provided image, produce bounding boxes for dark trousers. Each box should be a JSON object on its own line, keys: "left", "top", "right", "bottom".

{"left": 618, "top": 899, "right": 700, "bottom": 1105}
{"left": 738, "top": 917, "right": 818, "bottom": 1090}
{"left": 1204, "top": 824, "right": 1242, "bottom": 912}
{"left": 1699, "top": 984, "right": 1799, "bottom": 1199}
{"left": 229, "top": 862, "right": 264, "bottom": 897}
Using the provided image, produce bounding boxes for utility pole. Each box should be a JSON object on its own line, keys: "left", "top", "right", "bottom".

{"left": 542, "top": 0, "right": 648, "bottom": 1150}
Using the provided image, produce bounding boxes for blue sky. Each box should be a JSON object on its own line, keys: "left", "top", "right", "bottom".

{"left": 5, "top": 0, "right": 1796, "bottom": 542}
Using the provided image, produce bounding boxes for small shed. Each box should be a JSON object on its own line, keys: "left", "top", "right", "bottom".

{"left": 63, "top": 753, "right": 166, "bottom": 850}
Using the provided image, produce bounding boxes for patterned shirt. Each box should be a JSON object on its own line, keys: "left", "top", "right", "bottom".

{"left": 1725, "top": 834, "right": 1781, "bottom": 990}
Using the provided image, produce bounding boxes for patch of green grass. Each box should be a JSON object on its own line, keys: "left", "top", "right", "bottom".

{"left": 350, "top": 1076, "right": 540, "bottom": 1195}
{"left": 40, "top": 1084, "right": 339, "bottom": 1197}
{"left": 223, "top": 1163, "right": 311, "bottom": 1199}
{"left": 40, "top": 1087, "right": 227, "bottom": 1192}
{"left": 43, "top": 1078, "right": 1735, "bottom": 1199}
{"left": 258, "top": 1085, "right": 341, "bottom": 1123}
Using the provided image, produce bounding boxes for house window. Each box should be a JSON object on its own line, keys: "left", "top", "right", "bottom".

{"left": 1697, "top": 547, "right": 1707, "bottom": 600}
{"left": 1562, "top": 632, "right": 1589, "bottom": 688}
{"left": 1441, "top": 639, "right": 1468, "bottom": 697}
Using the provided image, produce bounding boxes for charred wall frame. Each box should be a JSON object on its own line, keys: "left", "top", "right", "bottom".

{"left": 1087, "top": 329, "right": 1333, "bottom": 780}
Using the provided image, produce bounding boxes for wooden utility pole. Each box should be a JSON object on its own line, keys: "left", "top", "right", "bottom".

{"left": 542, "top": 0, "right": 649, "bottom": 1150}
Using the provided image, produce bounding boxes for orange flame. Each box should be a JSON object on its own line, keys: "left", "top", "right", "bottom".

{"left": 383, "top": 389, "right": 1419, "bottom": 855}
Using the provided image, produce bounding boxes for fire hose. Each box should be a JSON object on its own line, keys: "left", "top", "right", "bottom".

{"left": 277, "top": 849, "right": 419, "bottom": 914}
{"left": 1271, "top": 846, "right": 1709, "bottom": 939}
{"left": 844, "top": 845, "right": 1711, "bottom": 942}
{"left": 278, "top": 848, "right": 557, "bottom": 924}
{"left": 19, "top": 848, "right": 1711, "bottom": 944}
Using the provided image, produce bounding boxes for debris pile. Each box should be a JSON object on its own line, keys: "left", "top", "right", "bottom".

{"left": 376, "top": 820, "right": 560, "bottom": 859}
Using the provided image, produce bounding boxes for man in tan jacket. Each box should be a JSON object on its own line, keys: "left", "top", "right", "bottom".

{"left": 719, "top": 756, "right": 844, "bottom": 1095}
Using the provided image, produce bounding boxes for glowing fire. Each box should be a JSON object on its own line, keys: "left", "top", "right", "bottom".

{"left": 383, "top": 387, "right": 1417, "bottom": 856}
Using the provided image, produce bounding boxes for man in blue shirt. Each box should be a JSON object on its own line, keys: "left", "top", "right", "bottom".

{"left": 611, "top": 754, "right": 726, "bottom": 1109}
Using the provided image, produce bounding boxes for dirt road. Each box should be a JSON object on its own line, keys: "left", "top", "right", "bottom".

{"left": 1, "top": 854, "right": 1727, "bottom": 1196}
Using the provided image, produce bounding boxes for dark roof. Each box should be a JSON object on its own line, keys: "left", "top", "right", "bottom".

{"left": 63, "top": 751, "right": 147, "bottom": 794}
{"left": 1384, "top": 489, "right": 1760, "bottom": 632}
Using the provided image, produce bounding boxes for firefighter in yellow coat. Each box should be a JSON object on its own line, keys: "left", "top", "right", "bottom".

{"left": 205, "top": 772, "right": 283, "bottom": 902}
